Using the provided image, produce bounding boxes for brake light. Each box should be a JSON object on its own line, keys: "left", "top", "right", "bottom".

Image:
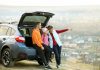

{"left": 15, "top": 36, "right": 25, "bottom": 43}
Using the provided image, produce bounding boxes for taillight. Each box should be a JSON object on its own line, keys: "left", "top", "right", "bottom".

{"left": 15, "top": 36, "right": 25, "bottom": 43}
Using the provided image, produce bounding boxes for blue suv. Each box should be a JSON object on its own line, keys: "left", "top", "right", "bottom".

{"left": 0, "top": 11, "right": 54, "bottom": 67}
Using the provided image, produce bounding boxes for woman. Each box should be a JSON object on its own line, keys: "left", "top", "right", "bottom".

{"left": 47, "top": 25, "right": 70, "bottom": 68}
{"left": 41, "top": 28, "right": 51, "bottom": 64}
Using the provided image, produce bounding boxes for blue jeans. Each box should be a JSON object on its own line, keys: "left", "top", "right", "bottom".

{"left": 53, "top": 45, "right": 62, "bottom": 65}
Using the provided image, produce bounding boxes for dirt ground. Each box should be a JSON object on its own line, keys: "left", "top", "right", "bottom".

{"left": 0, "top": 59, "right": 99, "bottom": 70}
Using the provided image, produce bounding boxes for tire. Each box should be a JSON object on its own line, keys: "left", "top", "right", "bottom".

{"left": 37, "top": 58, "right": 43, "bottom": 65}
{"left": 1, "top": 48, "right": 15, "bottom": 67}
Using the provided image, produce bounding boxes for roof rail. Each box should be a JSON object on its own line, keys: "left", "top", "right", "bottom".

{"left": 0, "top": 21, "right": 18, "bottom": 24}
{"left": 10, "top": 21, "right": 18, "bottom": 24}
{"left": 0, "top": 22, "right": 9, "bottom": 24}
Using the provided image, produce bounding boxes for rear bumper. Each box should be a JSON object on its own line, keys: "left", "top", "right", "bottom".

{"left": 1, "top": 42, "right": 37, "bottom": 61}
{"left": 11, "top": 43, "right": 36, "bottom": 60}
{"left": 17, "top": 47, "right": 36, "bottom": 60}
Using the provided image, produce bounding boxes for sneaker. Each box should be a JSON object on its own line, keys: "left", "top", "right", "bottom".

{"left": 56, "top": 65, "right": 60, "bottom": 68}
{"left": 45, "top": 65, "right": 52, "bottom": 69}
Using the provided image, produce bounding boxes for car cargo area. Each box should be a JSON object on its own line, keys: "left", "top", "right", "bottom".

{"left": 19, "top": 28, "right": 33, "bottom": 47}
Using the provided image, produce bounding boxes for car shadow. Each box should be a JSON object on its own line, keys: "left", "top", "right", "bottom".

{"left": 12, "top": 60, "right": 43, "bottom": 69}
{"left": 0, "top": 60, "right": 59, "bottom": 70}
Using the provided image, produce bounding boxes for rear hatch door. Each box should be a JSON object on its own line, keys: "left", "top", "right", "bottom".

{"left": 18, "top": 11, "right": 54, "bottom": 28}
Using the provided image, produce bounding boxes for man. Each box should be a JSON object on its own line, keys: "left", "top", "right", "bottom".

{"left": 47, "top": 25, "right": 70, "bottom": 68}
{"left": 32, "top": 22, "right": 52, "bottom": 69}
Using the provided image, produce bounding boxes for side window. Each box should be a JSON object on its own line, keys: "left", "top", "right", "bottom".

{"left": 0, "top": 26, "right": 9, "bottom": 36}
{"left": 11, "top": 28, "right": 16, "bottom": 35}
{"left": 6, "top": 27, "right": 12, "bottom": 36}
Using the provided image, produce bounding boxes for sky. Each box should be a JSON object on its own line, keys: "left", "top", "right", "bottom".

{"left": 0, "top": 0, "right": 100, "bottom": 6}
{"left": 0, "top": 0, "right": 100, "bottom": 36}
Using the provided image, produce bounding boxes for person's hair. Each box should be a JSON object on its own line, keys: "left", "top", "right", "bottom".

{"left": 47, "top": 25, "right": 53, "bottom": 30}
{"left": 34, "top": 22, "right": 41, "bottom": 28}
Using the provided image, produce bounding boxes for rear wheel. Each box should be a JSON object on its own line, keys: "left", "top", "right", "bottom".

{"left": 1, "top": 48, "right": 15, "bottom": 67}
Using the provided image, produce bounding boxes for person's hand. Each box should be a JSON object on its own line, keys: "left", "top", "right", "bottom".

{"left": 66, "top": 27, "right": 72, "bottom": 31}
{"left": 41, "top": 46, "right": 44, "bottom": 50}
{"left": 68, "top": 28, "right": 72, "bottom": 31}
{"left": 70, "top": 28, "right": 72, "bottom": 31}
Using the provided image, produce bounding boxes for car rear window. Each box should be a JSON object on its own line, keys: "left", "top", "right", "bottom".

{"left": 23, "top": 16, "right": 46, "bottom": 23}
